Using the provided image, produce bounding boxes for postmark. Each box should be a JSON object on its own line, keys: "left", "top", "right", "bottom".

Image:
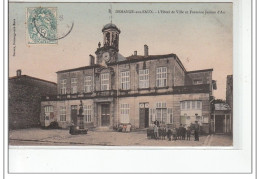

{"left": 27, "top": 7, "right": 57, "bottom": 44}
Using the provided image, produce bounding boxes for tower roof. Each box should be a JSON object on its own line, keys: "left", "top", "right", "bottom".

{"left": 102, "top": 23, "right": 120, "bottom": 33}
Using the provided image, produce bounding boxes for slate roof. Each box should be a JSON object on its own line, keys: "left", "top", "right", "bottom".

{"left": 9, "top": 75, "right": 57, "bottom": 85}
{"left": 102, "top": 23, "right": 121, "bottom": 32}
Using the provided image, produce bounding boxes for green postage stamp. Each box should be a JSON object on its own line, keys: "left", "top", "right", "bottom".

{"left": 26, "top": 7, "right": 57, "bottom": 44}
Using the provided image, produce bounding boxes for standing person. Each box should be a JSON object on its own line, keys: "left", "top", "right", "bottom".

{"left": 167, "top": 128, "right": 172, "bottom": 141}
{"left": 186, "top": 126, "right": 191, "bottom": 141}
{"left": 154, "top": 119, "right": 160, "bottom": 127}
{"left": 182, "top": 125, "right": 186, "bottom": 140}
{"left": 154, "top": 124, "right": 159, "bottom": 140}
{"left": 172, "top": 127, "right": 177, "bottom": 141}
{"left": 179, "top": 124, "right": 184, "bottom": 140}
{"left": 194, "top": 121, "right": 200, "bottom": 141}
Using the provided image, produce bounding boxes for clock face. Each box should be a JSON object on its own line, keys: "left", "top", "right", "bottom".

{"left": 102, "top": 52, "right": 110, "bottom": 61}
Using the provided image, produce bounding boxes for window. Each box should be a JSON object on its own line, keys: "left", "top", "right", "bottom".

{"left": 156, "top": 102, "right": 167, "bottom": 108}
{"left": 156, "top": 102, "right": 167, "bottom": 124}
{"left": 84, "top": 76, "right": 92, "bottom": 93}
{"left": 180, "top": 101, "right": 202, "bottom": 110}
{"left": 121, "top": 71, "right": 130, "bottom": 90}
{"left": 44, "top": 105, "right": 54, "bottom": 120}
{"left": 60, "top": 79, "right": 67, "bottom": 94}
{"left": 60, "top": 106, "right": 66, "bottom": 121}
{"left": 139, "top": 69, "right": 149, "bottom": 88}
{"left": 194, "top": 79, "right": 203, "bottom": 85}
{"left": 71, "top": 78, "right": 77, "bottom": 94}
{"left": 197, "top": 101, "right": 201, "bottom": 109}
{"left": 84, "top": 105, "right": 92, "bottom": 122}
{"left": 44, "top": 105, "right": 53, "bottom": 113}
{"left": 120, "top": 104, "right": 130, "bottom": 123}
{"left": 167, "top": 108, "right": 173, "bottom": 124}
{"left": 156, "top": 67, "right": 167, "bottom": 87}
{"left": 181, "top": 101, "right": 185, "bottom": 110}
{"left": 187, "top": 101, "right": 190, "bottom": 109}
{"left": 101, "top": 73, "right": 109, "bottom": 90}
{"left": 192, "top": 101, "right": 196, "bottom": 109}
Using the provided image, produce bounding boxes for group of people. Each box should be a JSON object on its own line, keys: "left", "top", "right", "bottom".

{"left": 151, "top": 120, "right": 200, "bottom": 141}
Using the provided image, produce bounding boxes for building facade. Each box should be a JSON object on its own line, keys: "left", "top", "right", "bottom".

{"left": 226, "top": 75, "right": 233, "bottom": 134}
{"left": 9, "top": 70, "right": 57, "bottom": 129}
{"left": 41, "top": 23, "right": 216, "bottom": 131}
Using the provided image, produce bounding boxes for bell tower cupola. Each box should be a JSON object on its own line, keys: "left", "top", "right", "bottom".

{"left": 95, "top": 23, "right": 121, "bottom": 64}
{"left": 102, "top": 23, "right": 120, "bottom": 51}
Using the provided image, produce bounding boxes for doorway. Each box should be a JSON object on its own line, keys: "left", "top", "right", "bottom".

{"left": 139, "top": 103, "right": 149, "bottom": 128}
{"left": 101, "top": 104, "right": 110, "bottom": 126}
{"left": 71, "top": 105, "right": 78, "bottom": 125}
{"left": 215, "top": 115, "right": 224, "bottom": 133}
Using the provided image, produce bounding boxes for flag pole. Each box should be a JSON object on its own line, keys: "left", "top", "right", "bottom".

{"left": 110, "top": 4, "right": 112, "bottom": 23}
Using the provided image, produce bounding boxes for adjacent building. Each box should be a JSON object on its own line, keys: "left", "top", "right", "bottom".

{"left": 212, "top": 103, "right": 232, "bottom": 134}
{"left": 9, "top": 70, "right": 57, "bottom": 129}
{"left": 226, "top": 75, "right": 233, "bottom": 134}
{"left": 41, "top": 23, "right": 216, "bottom": 131}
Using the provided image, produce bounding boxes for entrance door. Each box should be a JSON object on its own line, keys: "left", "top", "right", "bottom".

{"left": 144, "top": 108, "right": 149, "bottom": 128}
{"left": 215, "top": 115, "right": 224, "bottom": 133}
{"left": 139, "top": 103, "right": 149, "bottom": 128}
{"left": 101, "top": 104, "right": 110, "bottom": 126}
{"left": 71, "top": 105, "right": 78, "bottom": 125}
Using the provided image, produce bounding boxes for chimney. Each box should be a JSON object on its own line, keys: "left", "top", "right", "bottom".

{"left": 16, "top": 69, "right": 21, "bottom": 77}
{"left": 144, "top": 45, "right": 149, "bottom": 56}
{"left": 134, "top": 51, "right": 137, "bottom": 56}
{"left": 89, "top": 55, "right": 95, "bottom": 66}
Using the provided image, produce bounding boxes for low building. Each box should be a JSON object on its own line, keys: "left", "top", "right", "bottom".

{"left": 41, "top": 23, "right": 216, "bottom": 132}
{"left": 212, "top": 103, "right": 232, "bottom": 134}
{"left": 9, "top": 70, "right": 57, "bottom": 129}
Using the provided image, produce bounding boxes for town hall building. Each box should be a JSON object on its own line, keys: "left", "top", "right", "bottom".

{"left": 40, "top": 23, "right": 216, "bottom": 131}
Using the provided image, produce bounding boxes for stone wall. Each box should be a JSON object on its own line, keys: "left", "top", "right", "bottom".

{"left": 9, "top": 76, "right": 57, "bottom": 129}
{"left": 56, "top": 56, "right": 186, "bottom": 95}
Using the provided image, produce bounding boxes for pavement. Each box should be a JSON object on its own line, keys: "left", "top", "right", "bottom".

{"left": 8, "top": 128, "right": 233, "bottom": 146}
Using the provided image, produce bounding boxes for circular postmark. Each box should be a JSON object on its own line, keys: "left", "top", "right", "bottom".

{"left": 27, "top": 7, "right": 73, "bottom": 44}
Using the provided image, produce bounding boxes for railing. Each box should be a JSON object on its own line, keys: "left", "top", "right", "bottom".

{"left": 95, "top": 90, "right": 117, "bottom": 97}
{"left": 41, "top": 90, "right": 117, "bottom": 101}
{"left": 41, "top": 85, "right": 210, "bottom": 101}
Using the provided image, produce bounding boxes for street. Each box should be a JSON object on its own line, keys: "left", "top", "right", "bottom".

{"left": 9, "top": 128, "right": 233, "bottom": 146}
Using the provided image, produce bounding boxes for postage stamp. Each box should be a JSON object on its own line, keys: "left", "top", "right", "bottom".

{"left": 26, "top": 7, "right": 57, "bottom": 44}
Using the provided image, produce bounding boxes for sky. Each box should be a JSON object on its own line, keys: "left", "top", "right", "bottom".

{"left": 9, "top": 2, "right": 233, "bottom": 100}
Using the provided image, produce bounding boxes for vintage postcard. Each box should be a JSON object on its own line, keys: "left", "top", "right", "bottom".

{"left": 8, "top": 2, "right": 233, "bottom": 147}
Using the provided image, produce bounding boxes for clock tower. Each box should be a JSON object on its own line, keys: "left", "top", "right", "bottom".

{"left": 95, "top": 23, "right": 121, "bottom": 65}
